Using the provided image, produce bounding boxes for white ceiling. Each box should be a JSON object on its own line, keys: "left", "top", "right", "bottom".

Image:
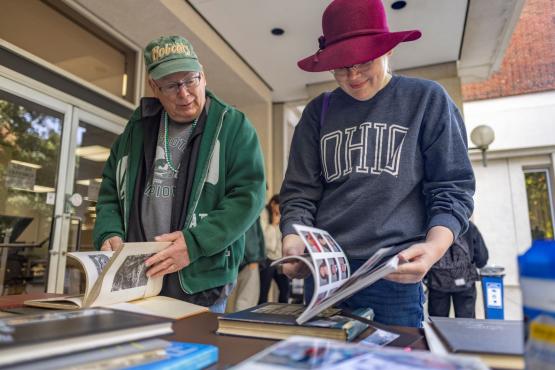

{"left": 189, "top": 0, "right": 468, "bottom": 101}
{"left": 74, "top": 0, "right": 522, "bottom": 106}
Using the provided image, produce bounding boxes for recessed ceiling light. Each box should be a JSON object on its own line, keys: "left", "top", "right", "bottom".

{"left": 271, "top": 28, "right": 285, "bottom": 36}
{"left": 391, "top": 1, "right": 407, "bottom": 10}
{"left": 75, "top": 145, "right": 110, "bottom": 162}
{"left": 10, "top": 160, "right": 42, "bottom": 169}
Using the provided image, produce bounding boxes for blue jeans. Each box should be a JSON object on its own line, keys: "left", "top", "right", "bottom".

{"left": 209, "top": 298, "right": 228, "bottom": 313}
{"left": 208, "top": 282, "right": 236, "bottom": 313}
{"left": 304, "top": 259, "right": 425, "bottom": 327}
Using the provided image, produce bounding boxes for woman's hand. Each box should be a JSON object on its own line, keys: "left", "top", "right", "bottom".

{"left": 281, "top": 234, "right": 310, "bottom": 279}
{"left": 385, "top": 226, "right": 454, "bottom": 284}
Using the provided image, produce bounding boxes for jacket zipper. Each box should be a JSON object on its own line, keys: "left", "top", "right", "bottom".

{"left": 179, "top": 107, "right": 228, "bottom": 294}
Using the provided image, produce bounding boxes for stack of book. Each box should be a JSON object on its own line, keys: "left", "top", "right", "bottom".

{"left": 0, "top": 307, "right": 218, "bottom": 369}
{"left": 217, "top": 303, "right": 374, "bottom": 341}
{"left": 424, "top": 316, "right": 525, "bottom": 370}
{"left": 0, "top": 242, "right": 217, "bottom": 369}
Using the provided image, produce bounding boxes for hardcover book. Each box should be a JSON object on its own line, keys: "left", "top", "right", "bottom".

{"left": 427, "top": 316, "right": 525, "bottom": 369}
{"left": 217, "top": 303, "right": 373, "bottom": 341}
{"left": 24, "top": 242, "right": 208, "bottom": 319}
{"left": 430, "top": 316, "right": 524, "bottom": 356}
{"left": 8, "top": 338, "right": 170, "bottom": 370}
{"left": 0, "top": 308, "right": 173, "bottom": 367}
{"left": 271, "top": 225, "right": 399, "bottom": 324}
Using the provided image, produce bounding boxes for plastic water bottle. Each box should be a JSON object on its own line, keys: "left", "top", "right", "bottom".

{"left": 519, "top": 240, "right": 555, "bottom": 369}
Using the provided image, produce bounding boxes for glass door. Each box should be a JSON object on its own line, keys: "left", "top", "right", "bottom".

{"left": 0, "top": 75, "right": 124, "bottom": 294}
{"left": 49, "top": 108, "right": 122, "bottom": 293}
{"left": 0, "top": 76, "right": 71, "bottom": 295}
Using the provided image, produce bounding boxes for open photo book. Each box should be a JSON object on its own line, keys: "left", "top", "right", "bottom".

{"left": 272, "top": 225, "right": 399, "bottom": 325}
{"left": 24, "top": 242, "right": 208, "bottom": 319}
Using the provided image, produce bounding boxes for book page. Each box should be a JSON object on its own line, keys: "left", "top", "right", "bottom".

{"left": 284, "top": 225, "right": 351, "bottom": 323}
{"left": 67, "top": 251, "right": 113, "bottom": 297}
{"left": 293, "top": 225, "right": 351, "bottom": 295}
{"left": 109, "top": 296, "right": 209, "bottom": 319}
{"left": 84, "top": 242, "right": 170, "bottom": 307}
{"left": 298, "top": 255, "right": 399, "bottom": 324}
{"left": 288, "top": 225, "right": 401, "bottom": 325}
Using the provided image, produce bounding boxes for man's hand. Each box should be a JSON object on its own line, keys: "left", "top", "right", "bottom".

{"left": 386, "top": 226, "right": 454, "bottom": 284}
{"left": 100, "top": 236, "right": 123, "bottom": 252}
{"left": 281, "top": 234, "right": 310, "bottom": 279}
{"left": 145, "top": 231, "right": 191, "bottom": 278}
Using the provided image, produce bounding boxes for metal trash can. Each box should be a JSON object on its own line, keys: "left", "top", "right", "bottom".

{"left": 479, "top": 265, "right": 505, "bottom": 320}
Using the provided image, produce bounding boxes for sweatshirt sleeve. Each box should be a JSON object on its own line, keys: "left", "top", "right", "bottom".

{"left": 279, "top": 96, "right": 324, "bottom": 237}
{"left": 420, "top": 84, "right": 475, "bottom": 240}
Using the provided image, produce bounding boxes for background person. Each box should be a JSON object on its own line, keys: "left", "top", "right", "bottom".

{"left": 259, "top": 195, "right": 290, "bottom": 304}
{"left": 279, "top": 0, "right": 474, "bottom": 327}
{"left": 93, "top": 35, "right": 265, "bottom": 313}
{"left": 226, "top": 217, "right": 266, "bottom": 312}
{"left": 425, "top": 221, "right": 489, "bottom": 318}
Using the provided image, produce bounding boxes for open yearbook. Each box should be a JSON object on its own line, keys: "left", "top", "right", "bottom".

{"left": 24, "top": 242, "right": 208, "bottom": 319}
{"left": 273, "top": 225, "right": 399, "bottom": 325}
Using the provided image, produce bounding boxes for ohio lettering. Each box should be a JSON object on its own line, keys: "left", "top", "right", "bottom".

{"left": 321, "top": 122, "right": 409, "bottom": 181}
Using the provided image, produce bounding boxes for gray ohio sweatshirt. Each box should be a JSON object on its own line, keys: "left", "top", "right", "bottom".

{"left": 280, "top": 75, "right": 475, "bottom": 260}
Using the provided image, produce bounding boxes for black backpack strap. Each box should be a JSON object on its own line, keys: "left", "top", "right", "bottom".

{"left": 320, "top": 91, "right": 332, "bottom": 129}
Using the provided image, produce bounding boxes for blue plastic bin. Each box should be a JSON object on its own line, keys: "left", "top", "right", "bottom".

{"left": 479, "top": 266, "right": 505, "bottom": 320}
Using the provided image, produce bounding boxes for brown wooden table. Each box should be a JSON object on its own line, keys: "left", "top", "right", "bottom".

{"left": 0, "top": 294, "right": 427, "bottom": 369}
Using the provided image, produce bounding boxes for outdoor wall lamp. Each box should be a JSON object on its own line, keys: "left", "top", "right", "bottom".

{"left": 470, "top": 125, "right": 495, "bottom": 167}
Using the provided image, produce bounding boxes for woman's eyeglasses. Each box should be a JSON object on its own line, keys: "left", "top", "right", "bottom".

{"left": 331, "top": 59, "right": 375, "bottom": 78}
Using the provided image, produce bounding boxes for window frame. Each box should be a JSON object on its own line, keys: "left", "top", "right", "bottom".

{"left": 523, "top": 166, "right": 555, "bottom": 240}
{"left": 0, "top": 0, "right": 143, "bottom": 108}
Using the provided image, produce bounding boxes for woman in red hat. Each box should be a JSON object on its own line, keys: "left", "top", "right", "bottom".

{"left": 279, "top": 0, "right": 475, "bottom": 327}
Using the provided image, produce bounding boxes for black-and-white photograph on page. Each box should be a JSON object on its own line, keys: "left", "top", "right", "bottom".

{"left": 111, "top": 254, "right": 152, "bottom": 292}
{"left": 88, "top": 254, "right": 110, "bottom": 275}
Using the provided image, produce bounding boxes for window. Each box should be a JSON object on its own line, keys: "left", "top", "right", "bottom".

{"left": 524, "top": 169, "right": 555, "bottom": 240}
{"left": 0, "top": 0, "right": 137, "bottom": 103}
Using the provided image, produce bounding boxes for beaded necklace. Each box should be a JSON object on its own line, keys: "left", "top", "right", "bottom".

{"left": 163, "top": 111, "right": 198, "bottom": 173}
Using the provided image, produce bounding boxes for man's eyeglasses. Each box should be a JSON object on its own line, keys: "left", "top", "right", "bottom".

{"left": 331, "top": 59, "right": 375, "bottom": 78}
{"left": 155, "top": 74, "right": 201, "bottom": 95}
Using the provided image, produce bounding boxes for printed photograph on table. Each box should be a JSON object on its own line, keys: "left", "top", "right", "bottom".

{"left": 316, "top": 259, "right": 330, "bottom": 285}
{"left": 328, "top": 258, "right": 339, "bottom": 283}
{"left": 234, "top": 336, "right": 489, "bottom": 370}
{"left": 254, "top": 340, "right": 366, "bottom": 369}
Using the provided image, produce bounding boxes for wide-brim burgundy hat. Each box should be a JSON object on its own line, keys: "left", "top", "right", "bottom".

{"left": 298, "top": 0, "right": 421, "bottom": 72}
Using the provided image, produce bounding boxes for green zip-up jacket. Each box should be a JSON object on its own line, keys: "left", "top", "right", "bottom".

{"left": 92, "top": 91, "right": 266, "bottom": 294}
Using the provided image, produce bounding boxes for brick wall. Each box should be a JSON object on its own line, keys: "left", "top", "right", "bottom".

{"left": 462, "top": 0, "right": 555, "bottom": 102}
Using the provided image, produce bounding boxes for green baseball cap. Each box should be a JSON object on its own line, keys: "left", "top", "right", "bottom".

{"left": 144, "top": 35, "right": 202, "bottom": 80}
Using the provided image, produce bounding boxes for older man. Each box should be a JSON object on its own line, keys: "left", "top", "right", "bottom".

{"left": 92, "top": 35, "right": 265, "bottom": 312}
